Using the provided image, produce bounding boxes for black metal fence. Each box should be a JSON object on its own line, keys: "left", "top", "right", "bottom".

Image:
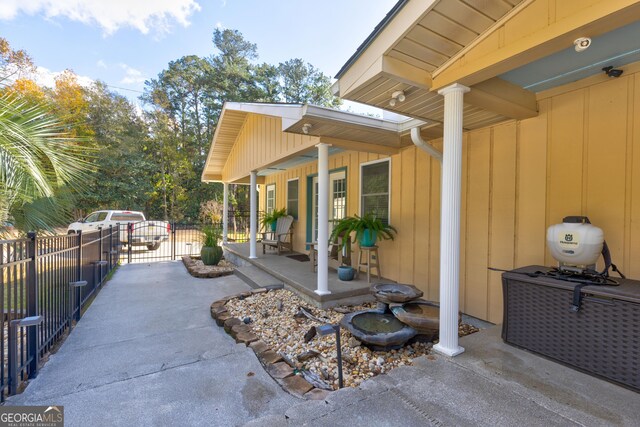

{"left": 119, "top": 211, "right": 260, "bottom": 264}
{"left": 0, "top": 226, "right": 119, "bottom": 401}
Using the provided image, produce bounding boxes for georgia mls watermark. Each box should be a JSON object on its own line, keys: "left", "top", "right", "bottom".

{"left": 0, "top": 406, "right": 63, "bottom": 427}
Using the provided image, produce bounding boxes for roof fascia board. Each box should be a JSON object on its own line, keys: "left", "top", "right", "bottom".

{"left": 318, "top": 136, "right": 400, "bottom": 156}
{"left": 301, "top": 104, "right": 400, "bottom": 132}
{"left": 201, "top": 105, "right": 236, "bottom": 181}
{"left": 336, "top": 0, "right": 439, "bottom": 96}
{"left": 292, "top": 104, "right": 429, "bottom": 135}
{"left": 335, "top": 0, "right": 410, "bottom": 78}
{"left": 225, "top": 102, "right": 304, "bottom": 121}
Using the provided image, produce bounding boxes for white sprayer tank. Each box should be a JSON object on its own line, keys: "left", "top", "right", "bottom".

{"left": 547, "top": 219, "right": 604, "bottom": 268}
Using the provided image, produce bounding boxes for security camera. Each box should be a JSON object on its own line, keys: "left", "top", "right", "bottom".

{"left": 574, "top": 37, "right": 591, "bottom": 52}
{"left": 603, "top": 66, "right": 623, "bottom": 78}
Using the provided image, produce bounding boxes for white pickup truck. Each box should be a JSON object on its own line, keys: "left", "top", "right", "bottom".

{"left": 67, "top": 210, "right": 170, "bottom": 251}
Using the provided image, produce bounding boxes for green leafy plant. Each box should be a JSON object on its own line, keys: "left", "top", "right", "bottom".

{"left": 329, "top": 213, "right": 397, "bottom": 249}
{"left": 200, "top": 225, "right": 223, "bottom": 265}
{"left": 260, "top": 207, "right": 288, "bottom": 228}
{"left": 201, "top": 225, "right": 222, "bottom": 247}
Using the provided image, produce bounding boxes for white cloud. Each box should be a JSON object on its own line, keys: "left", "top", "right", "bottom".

{"left": 0, "top": 0, "right": 201, "bottom": 36}
{"left": 34, "top": 66, "right": 93, "bottom": 88}
{"left": 96, "top": 59, "right": 107, "bottom": 69}
{"left": 119, "top": 64, "right": 146, "bottom": 85}
{"left": 215, "top": 21, "right": 224, "bottom": 29}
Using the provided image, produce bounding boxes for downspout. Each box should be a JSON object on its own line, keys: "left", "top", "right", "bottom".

{"left": 411, "top": 127, "right": 442, "bottom": 162}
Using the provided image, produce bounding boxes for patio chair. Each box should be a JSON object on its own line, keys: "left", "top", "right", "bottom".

{"left": 261, "top": 215, "right": 294, "bottom": 255}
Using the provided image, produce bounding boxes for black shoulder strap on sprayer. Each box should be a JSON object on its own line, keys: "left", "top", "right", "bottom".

{"left": 567, "top": 216, "right": 623, "bottom": 278}
{"left": 600, "top": 240, "right": 626, "bottom": 279}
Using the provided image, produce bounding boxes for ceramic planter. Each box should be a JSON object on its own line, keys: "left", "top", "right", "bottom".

{"left": 359, "top": 229, "right": 377, "bottom": 247}
{"left": 338, "top": 266, "right": 356, "bottom": 281}
{"left": 201, "top": 246, "right": 223, "bottom": 266}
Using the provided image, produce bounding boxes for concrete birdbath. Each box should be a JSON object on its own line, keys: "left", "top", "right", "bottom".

{"left": 371, "top": 283, "right": 424, "bottom": 305}
{"left": 340, "top": 309, "right": 417, "bottom": 351}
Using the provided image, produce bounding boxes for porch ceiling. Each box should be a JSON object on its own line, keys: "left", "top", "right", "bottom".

{"left": 334, "top": 0, "right": 640, "bottom": 133}
{"left": 201, "top": 108, "right": 249, "bottom": 182}
{"left": 334, "top": 0, "right": 528, "bottom": 131}
{"left": 257, "top": 146, "right": 345, "bottom": 177}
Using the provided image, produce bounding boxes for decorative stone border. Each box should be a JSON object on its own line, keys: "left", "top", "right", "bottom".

{"left": 210, "top": 289, "right": 332, "bottom": 401}
{"left": 183, "top": 256, "right": 234, "bottom": 279}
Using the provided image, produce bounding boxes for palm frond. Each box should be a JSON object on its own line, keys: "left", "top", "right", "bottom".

{"left": 0, "top": 92, "right": 93, "bottom": 232}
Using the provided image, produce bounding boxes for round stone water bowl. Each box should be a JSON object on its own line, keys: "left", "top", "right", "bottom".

{"left": 371, "top": 283, "right": 424, "bottom": 304}
{"left": 340, "top": 309, "right": 417, "bottom": 351}
{"left": 389, "top": 300, "right": 461, "bottom": 336}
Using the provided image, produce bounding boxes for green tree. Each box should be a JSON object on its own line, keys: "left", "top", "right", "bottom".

{"left": 142, "top": 28, "right": 342, "bottom": 221}
{"left": 79, "top": 82, "right": 155, "bottom": 213}
{"left": 0, "top": 37, "right": 35, "bottom": 83}
{"left": 278, "top": 58, "right": 341, "bottom": 107}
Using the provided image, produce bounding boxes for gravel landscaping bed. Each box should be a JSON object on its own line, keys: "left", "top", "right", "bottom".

{"left": 217, "top": 288, "right": 479, "bottom": 392}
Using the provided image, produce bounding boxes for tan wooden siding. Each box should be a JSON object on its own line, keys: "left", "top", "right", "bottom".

{"left": 221, "top": 114, "right": 318, "bottom": 182}
{"left": 259, "top": 67, "right": 640, "bottom": 323}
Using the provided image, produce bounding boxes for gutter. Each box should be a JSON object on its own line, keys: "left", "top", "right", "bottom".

{"left": 411, "top": 127, "right": 442, "bottom": 162}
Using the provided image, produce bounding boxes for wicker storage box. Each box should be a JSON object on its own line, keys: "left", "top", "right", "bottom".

{"left": 502, "top": 266, "right": 640, "bottom": 392}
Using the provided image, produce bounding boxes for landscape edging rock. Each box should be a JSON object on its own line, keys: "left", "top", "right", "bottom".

{"left": 183, "top": 256, "right": 234, "bottom": 278}
{"left": 210, "top": 287, "right": 333, "bottom": 401}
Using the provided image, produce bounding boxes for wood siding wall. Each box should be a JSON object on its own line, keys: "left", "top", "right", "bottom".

{"left": 261, "top": 67, "right": 640, "bottom": 323}
{"left": 221, "top": 114, "right": 318, "bottom": 182}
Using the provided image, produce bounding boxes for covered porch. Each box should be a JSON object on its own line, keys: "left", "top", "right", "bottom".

{"left": 223, "top": 242, "right": 379, "bottom": 308}
{"left": 202, "top": 102, "right": 426, "bottom": 303}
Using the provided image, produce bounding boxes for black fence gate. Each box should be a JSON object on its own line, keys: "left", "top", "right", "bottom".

{"left": 119, "top": 211, "right": 256, "bottom": 264}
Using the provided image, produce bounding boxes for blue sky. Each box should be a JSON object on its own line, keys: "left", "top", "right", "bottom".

{"left": 1, "top": 0, "right": 397, "bottom": 110}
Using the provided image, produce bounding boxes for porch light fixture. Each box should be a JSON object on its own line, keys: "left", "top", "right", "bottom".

{"left": 603, "top": 66, "right": 623, "bottom": 78}
{"left": 302, "top": 123, "right": 313, "bottom": 135}
{"left": 389, "top": 90, "right": 406, "bottom": 107}
{"left": 573, "top": 37, "right": 591, "bottom": 52}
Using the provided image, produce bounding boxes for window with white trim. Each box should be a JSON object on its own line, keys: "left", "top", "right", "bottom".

{"left": 266, "top": 184, "right": 276, "bottom": 214}
{"left": 287, "top": 179, "right": 299, "bottom": 220}
{"left": 360, "top": 159, "right": 390, "bottom": 223}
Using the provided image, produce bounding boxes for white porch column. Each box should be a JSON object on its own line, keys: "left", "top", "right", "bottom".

{"left": 249, "top": 171, "right": 258, "bottom": 259}
{"left": 433, "top": 83, "right": 469, "bottom": 357}
{"left": 315, "top": 143, "right": 331, "bottom": 295}
{"left": 222, "top": 182, "right": 229, "bottom": 245}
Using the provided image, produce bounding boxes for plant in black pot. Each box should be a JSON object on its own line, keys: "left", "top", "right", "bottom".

{"left": 330, "top": 213, "right": 397, "bottom": 249}
{"left": 200, "top": 225, "right": 223, "bottom": 266}
{"left": 260, "top": 207, "right": 288, "bottom": 232}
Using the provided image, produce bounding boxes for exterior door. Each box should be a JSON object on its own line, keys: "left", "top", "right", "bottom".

{"left": 311, "top": 170, "right": 346, "bottom": 242}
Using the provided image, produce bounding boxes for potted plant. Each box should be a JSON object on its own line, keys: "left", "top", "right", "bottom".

{"left": 200, "top": 225, "right": 223, "bottom": 266}
{"left": 337, "top": 264, "right": 356, "bottom": 281}
{"left": 330, "top": 213, "right": 397, "bottom": 248}
{"left": 260, "top": 207, "right": 288, "bottom": 232}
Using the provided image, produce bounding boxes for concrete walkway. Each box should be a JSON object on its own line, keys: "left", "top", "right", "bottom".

{"left": 7, "top": 262, "right": 640, "bottom": 426}
{"left": 246, "top": 327, "right": 640, "bottom": 427}
{"left": 6, "top": 262, "right": 296, "bottom": 426}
